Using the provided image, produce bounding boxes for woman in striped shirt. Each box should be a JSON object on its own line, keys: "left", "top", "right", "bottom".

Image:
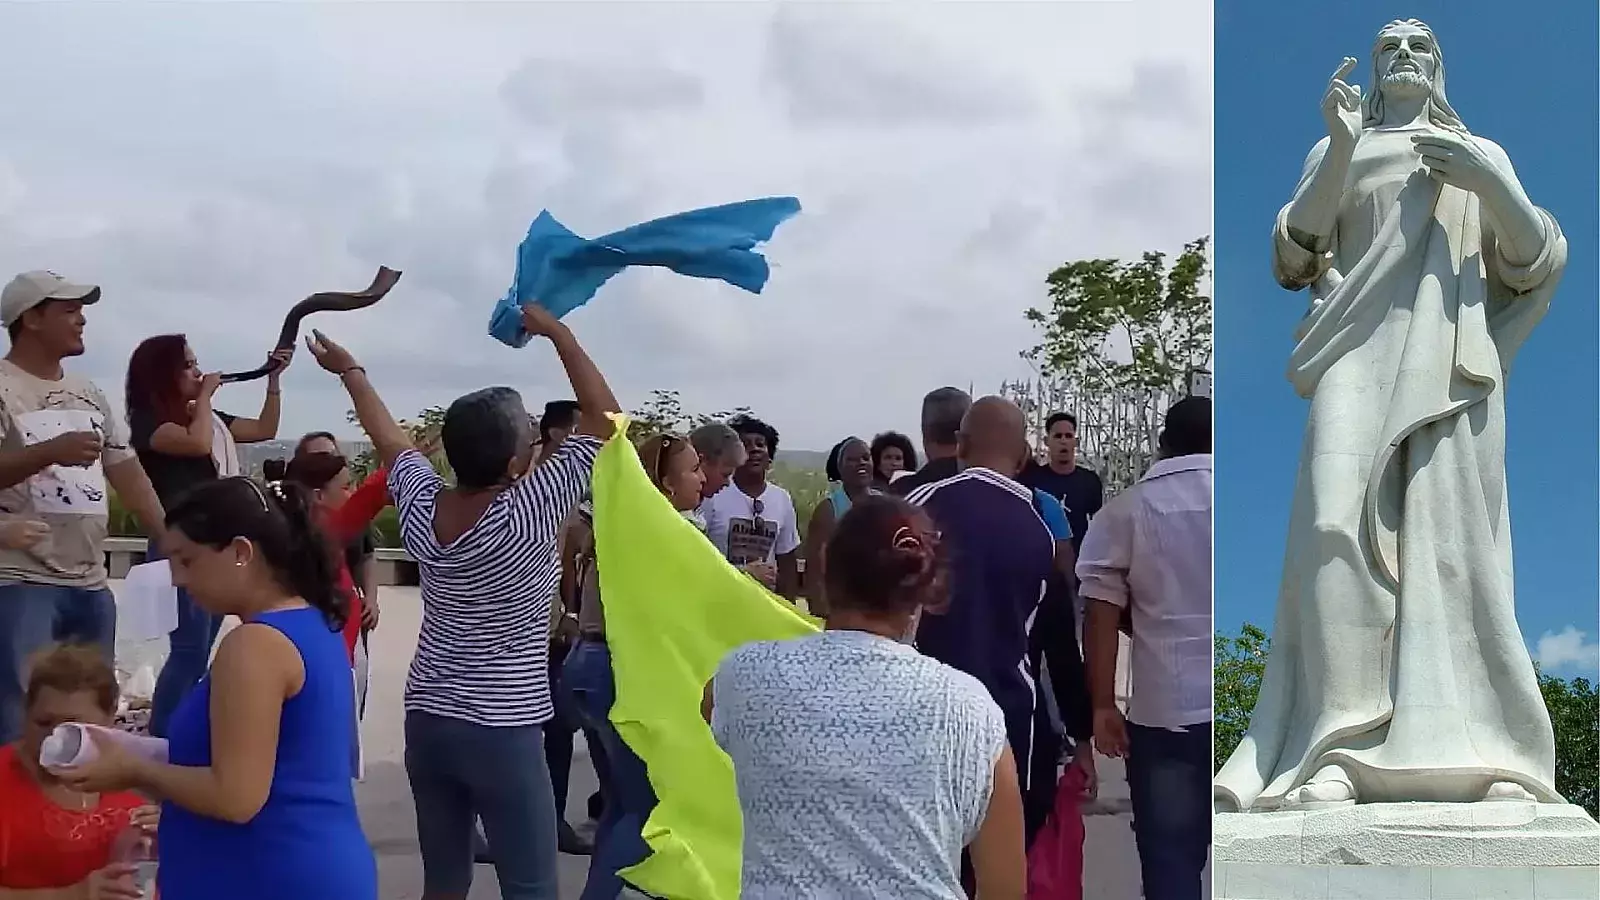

{"left": 305, "top": 302, "right": 620, "bottom": 900}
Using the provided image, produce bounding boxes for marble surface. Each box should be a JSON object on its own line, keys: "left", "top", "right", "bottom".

{"left": 1216, "top": 861, "right": 1599, "bottom": 900}
{"left": 1216, "top": 802, "right": 1600, "bottom": 867}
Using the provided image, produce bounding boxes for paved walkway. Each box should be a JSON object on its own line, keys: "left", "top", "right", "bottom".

{"left": 114, "top": 583, "right": 1172, "bottom": 898}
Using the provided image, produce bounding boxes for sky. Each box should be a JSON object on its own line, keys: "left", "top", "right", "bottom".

{"left": 0, "top": 1, "right": 1211, "bottom": 456}
{"left": 1215, "top": 0, "right": 1600, "bottom": 678}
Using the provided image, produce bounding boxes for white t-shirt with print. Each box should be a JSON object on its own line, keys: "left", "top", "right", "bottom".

{"left": 701, "top": 481, "right": 800, "bottom": 565}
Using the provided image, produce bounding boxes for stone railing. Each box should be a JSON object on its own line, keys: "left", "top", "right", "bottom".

{"left": 106, "top": 537, "right": 420, "bottom": 586}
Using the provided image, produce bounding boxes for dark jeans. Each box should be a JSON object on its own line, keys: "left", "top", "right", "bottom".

{"left": 406, "top": 710, "right": 560, "bottom": 899}
{"left": 148, "top": 548, "right": 222, "bottom": 738}
{"left": 1126, "top": 721, "right": 1212, "bottom": 900}
{"left": 0, "top": 583, "right": 116, "bottom": 743}
{"left": 546, "top": 641, "right": 607, "bottom": 822}
{"left": 565, "top": 639, "right": 656, "bottom": 900}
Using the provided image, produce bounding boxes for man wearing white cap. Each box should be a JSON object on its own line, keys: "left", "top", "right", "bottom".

{"left": 0, "top": 270, "right": 167, "bottom": 744}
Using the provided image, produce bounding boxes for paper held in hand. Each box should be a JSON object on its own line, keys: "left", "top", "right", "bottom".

{"left": 118, "top": 559, "right": 179, "bottom": 643}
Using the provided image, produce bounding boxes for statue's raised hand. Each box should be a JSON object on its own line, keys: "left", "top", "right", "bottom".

{"left": 1321, "top": 57, "right": 1363, "bottom": 147}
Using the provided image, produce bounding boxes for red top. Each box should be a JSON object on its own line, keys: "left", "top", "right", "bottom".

{"left": 322, "top": 467, "right": 391, "bottom": 662}
{"left": 0, "top": 743, "right": 147, "bottom": 889}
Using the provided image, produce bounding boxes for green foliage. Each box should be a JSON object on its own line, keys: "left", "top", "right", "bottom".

{"left": 1214, "top": 624, "right": 1600, "bottom": 819}
{"left": 346, "top": 406, "right": 450, "bottom": 481}
{"left": 770, "top": 462, "right": 829, "bottom": 541}
{"left": 1024, "top": 236, "right": 1212, "bottom": 395}
{"left": 1541, "top": 672, "right": 1599, "bottom": 818}
{"left": 625, "top": 389, "right": 752, "bottom": 441}
{"left": 1213, "top": 622, "right": 1269, "bottom": 773}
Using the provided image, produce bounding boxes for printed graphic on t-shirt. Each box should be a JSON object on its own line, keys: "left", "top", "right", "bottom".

{"left": 17, "top": 409, "right": 107, "bottom": 515}
{"left": 726, "top": 516, "right": 779, "bottom": 565}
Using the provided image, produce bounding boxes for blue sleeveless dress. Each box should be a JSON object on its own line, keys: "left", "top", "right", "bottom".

{"left": 157, "top": 607, "right": 377, "bottom": 900}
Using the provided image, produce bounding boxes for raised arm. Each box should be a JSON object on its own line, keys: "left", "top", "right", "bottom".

{"left": 304, "top": 331, "right": 412, "bottom": 469}
{"left": 520, "top": 304, "right": 620, "bottom": 439}
{"left": 326, "top": 467, "right": 390, "bottom": 544}
{"left": 227, "top": 348, "right": 294, "bottom": 444}
{"left": 1283, "top": 58, "right": 1363, "bottom": 258}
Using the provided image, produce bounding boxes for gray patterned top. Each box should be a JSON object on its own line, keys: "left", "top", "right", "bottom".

{"left": 712, "top": 630, "right": 1008, "bottom": 899}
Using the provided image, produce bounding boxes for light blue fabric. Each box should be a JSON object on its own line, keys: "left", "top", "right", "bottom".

{"left": 489, "top": 198, "right": 802, "bottom": 348}
{"left": 1032, "top": 489, "right": 1073, "bottom": 541}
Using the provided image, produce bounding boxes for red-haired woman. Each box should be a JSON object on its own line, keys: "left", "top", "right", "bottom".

{"left": 126, "top": 334, "right": 292, "bottom": 738}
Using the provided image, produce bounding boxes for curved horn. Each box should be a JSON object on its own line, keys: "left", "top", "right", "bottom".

{"left": 219, "top": 267, "right": 403, "bottom": 384}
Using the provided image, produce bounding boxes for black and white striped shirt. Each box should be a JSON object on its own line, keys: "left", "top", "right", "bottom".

{"left": 389, "top": 438, "right": 601, "bottom": 727}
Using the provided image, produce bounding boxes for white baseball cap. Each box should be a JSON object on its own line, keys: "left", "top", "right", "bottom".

{"left": 1, "top": 270, "right": 101, "bottom": 327}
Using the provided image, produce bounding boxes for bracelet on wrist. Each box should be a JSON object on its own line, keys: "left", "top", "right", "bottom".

{"left": 339, "top": 366, "right": 366, "bottom": 378}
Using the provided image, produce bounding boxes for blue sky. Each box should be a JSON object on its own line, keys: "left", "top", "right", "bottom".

{"left": 1215, "top": 0, "right": 1600, "bottom": 678}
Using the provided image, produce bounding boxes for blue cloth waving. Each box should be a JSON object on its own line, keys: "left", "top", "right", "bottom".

{"left": 489, "top": 197, "right": 802, "bottom": 347}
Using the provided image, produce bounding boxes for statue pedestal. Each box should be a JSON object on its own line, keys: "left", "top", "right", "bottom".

{"left": 1215, "top": 802, "right": 1600, "bottom": 899}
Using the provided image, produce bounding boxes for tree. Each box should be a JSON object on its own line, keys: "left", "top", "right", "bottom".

{"left": 1213, "top": 624, "right": 1600, "bottom": 819}
{"left": 1213, "top": 623, "right": 1269, "bottom": 773}
{"left": 1541, "top": 672, "right": 1599, "bottom": 819}
{"left": 345, "top": 406, "right": 449, "bottom": 480}
{"left": 625, "top": 389, "right": 751, "bottom": 441}
{"left": 1009, "top": 237, "right": 1212, "bottom": 493}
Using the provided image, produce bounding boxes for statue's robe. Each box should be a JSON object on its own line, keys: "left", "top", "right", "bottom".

{"left": 1215, "top": 126, "right": 1565, "bottom": 810}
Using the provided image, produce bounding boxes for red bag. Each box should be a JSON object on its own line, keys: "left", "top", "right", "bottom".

{"left": 1025, "top": 764, "right": 1087, "bottom": 900}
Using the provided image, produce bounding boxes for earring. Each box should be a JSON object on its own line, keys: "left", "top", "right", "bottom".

{"left": 235, "top": 561, "right": 245, "bottom": 568}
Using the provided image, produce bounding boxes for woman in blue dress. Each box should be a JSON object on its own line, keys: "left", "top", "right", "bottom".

{"left": 51, "top": 475, "right": 377, "bottom": 900}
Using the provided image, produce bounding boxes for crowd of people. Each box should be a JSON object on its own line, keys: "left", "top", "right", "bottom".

{"left": 0, "top": 265, "right": 1213, "bottom": 900}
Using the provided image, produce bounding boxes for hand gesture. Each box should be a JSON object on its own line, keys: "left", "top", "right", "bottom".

{"left": 1321, "top": 57, "right": 1363, "bottom": 147}
{"left": 130, "top": 804, "right": 160, "bottom": 833}
{"left": 47, "top": 728, "right": 142, "bottom": 793}
{"left": 86, "top": 863, "right": 145, "bottom": 900}
{"left": 305, "top": 330, "right": 361, "bottom": 376}
{"left": 266, "top": 346, "right": 295, "bottom": 380}
{"left": 0, "top": 519, "right": 48, "bottom": 551}
{"left": 519, "top": 303, "right": 568, "bottom": 340}
{"left": 1412, "top": 132, "right": 1503, "bottom": 197}
{"left": 741, "top": 561, "right": 778, "bottom": 589}
{"left": 1092, "top": 705, "right": 1130, "bottom": 760}
{"left": 41, "top": 431, "right": 102, "bottom": 468}
{"left": 198, "top": 372, "right": 223, "bottom": 399}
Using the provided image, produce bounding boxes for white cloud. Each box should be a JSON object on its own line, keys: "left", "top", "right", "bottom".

{"left": 0, "top": 1, "right": 1210, "bottom": 451}
{"left": 1534, "top": 626, "right": 1600, "bottom": 674}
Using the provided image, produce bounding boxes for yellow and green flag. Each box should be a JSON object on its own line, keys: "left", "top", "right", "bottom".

{"left": 591, "top": 415, "right": 820, "bottom": 900}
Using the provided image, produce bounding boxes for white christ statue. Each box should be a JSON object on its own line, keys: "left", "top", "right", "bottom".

{"left": 1214, "top": 19, "right": 1567, "bottom": 812}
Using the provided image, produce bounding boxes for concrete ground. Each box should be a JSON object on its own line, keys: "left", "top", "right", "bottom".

{"left": 115, "top": 583, "right": 1186, "bottom": 899}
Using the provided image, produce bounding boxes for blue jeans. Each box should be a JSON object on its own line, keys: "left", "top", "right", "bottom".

{"left": 148, "top": 548, "right": 222, "bottom": 738}
{"left": 0, "top": 583, "right": 116, "bottom": 743}
{"left": 565, "top": 640, "right": 656, "bottom": 900}
{"left": 405, "top": 711, "right": 560, "bottom": 900}
{"left": 1125, "top": 721, "right": 1212, "bottom": 900}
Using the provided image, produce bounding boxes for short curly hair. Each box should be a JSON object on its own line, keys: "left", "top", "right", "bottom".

{"left": 727, "top": 414, "right": 780, "bottom": 457}
{"left": 869, "top": 431, "right": 919, "bottom": 480}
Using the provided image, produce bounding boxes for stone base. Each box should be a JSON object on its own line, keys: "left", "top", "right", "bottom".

{"left": 1215, "top": 803, "right": 1600, "bottom": 899}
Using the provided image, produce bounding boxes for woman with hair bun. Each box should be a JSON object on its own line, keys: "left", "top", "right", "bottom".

{"left": 704, "top": 494, "right": 1026, "bottom": 899}
{"left": 49, "top": 476, "right": 377, "bottom": 900}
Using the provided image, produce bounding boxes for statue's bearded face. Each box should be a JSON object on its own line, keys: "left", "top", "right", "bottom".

{"left": 1376, "top": 23, "right": 1437, "bottom": 99}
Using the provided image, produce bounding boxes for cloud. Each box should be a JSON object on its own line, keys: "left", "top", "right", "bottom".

{"left": 500, "top": 57, "right": 705, "bottom": 125}
{"left": 1534, "top": 626, "right": 1600, "bottom": 674}
{"left": 763, "top": 5, "right": 1034, "bottom": 127}
{"left": 0, "top": 1, "right": 1210, "bottom": 451}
